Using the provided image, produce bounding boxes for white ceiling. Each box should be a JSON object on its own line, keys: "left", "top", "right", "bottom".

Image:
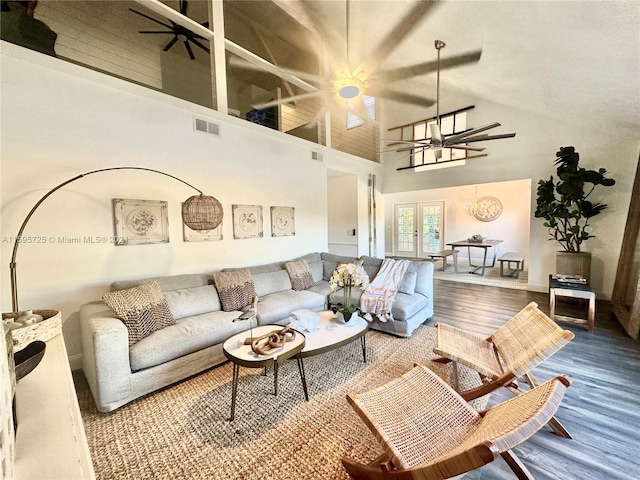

{"left": 261, "top": 0, "right": 640, "bottom": 132}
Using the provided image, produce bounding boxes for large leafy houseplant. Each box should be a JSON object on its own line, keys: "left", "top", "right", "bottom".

{"left": 535, "top": 146, "right": 615, "bottom": 253}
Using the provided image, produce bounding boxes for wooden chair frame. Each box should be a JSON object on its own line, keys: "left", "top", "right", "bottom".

{"left": 432, "top": 301, "right": 574, "bottom": 438}
{"left": 342, "top": 365, "right": 571, "bottom": 480}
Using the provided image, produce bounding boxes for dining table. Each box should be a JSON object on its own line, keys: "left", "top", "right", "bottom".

{"left": 446, "top": 239, "right": 504, "bottom": 276}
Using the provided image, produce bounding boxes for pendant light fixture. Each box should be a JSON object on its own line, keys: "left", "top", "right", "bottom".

{"left": 465, "top": 185, "right": 479, "bottom": 216}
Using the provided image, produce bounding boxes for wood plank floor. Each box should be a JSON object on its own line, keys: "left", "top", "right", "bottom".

{"left": 430, "top": 279, "right": 640, "bottom": 480}
{"left": 73, "top": 278, "right": 639, "bottom": 479}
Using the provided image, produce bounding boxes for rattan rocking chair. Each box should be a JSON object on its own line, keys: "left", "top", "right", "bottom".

{"left": 432, "top": 301, "right": 574, "bottom": 438}
{"left": 342, "top": 365, "right": 570, "bottom": 480}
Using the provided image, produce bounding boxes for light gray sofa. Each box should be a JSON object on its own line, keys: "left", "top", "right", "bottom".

{"left": 80, "top": 252, "right": 434, "bottom": 412}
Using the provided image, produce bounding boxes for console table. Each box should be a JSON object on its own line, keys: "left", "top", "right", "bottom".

{"left": 13, "top": 334, "right": 95, "bottom": 479}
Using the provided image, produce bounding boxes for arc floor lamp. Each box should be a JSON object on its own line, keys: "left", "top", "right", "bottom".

{"left": 8, "top": 166, "right": 223, "bottom": 312}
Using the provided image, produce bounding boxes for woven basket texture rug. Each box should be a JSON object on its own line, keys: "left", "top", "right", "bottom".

{"left": 78, "top": 326, "right": 484, "bottom": 480}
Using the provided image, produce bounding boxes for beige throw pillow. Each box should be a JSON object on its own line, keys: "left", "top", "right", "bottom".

{"left": 285, "top": 260, "right": 315, "bottom": 291}
{"left": 103, "top": 281, "right": 175, "bottom": 346}
{"left": 211, "top": 268, "right": 256, "bottom": 311}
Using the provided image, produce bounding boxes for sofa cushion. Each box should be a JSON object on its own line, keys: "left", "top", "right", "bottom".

{"left": 103, "top": 281, "right": 176, "bottom": 346}
{"left": 292, "top": 252, "right": 323, "bottom": 282}
{"left": 256, "top": 290, "right": 326, "bottom": 325}
{"left": 399, "top": 271, "right": 418, "bottom": 295}
{"left": 111, "top": 273, "right": 210, "bottom": 292}
{"left": 306, "top": 280, "right": 332, "bottom": 298}
{"left": 211, "top": 268, "right": 256, "bottom": 311}
{"left": 321, "top": 252, "right": 358, "bottom": 281}
{"left": 252, "top": 270, "right": 292, "bottom": 297}
{"left": 390, "top": 292, "right": 429, "bottom": 321}
{"left": 163, "top": 285, "right": 221, "bottom": 320}
{"left": 129, "top": 310, "right": 243, "bottom": 371}
{"left": 284, "top": 260, "right": 315, "bottom": 291}
{"left": 359, "top": 255, "right": 383, "bottom": 280}
{"left": 406, "top": 261, "right": 434, "bottom": 297}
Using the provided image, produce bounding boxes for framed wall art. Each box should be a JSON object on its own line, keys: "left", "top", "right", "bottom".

{"left": 232, "top": 204, "right": 263, "bottom": 239}
{"left": 183, "top": 218, "right": 223, "bottom": 242}
{"left": 112, "top": 198, "right": 169, "bottom": 246}
{"left": 271, "top": 206, "right": 295, "bottom": 237}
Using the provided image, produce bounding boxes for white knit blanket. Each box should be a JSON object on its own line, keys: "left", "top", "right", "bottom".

{"left": 360, "top": 258, "right": 410, "bottom": 322}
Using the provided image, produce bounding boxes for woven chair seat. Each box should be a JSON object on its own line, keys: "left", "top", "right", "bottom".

{"left": 434, "top": 323, "right": 503, "bottom": 379}
{"left": 342, "top": 365, "right": 570, "bottom": 479}
{"left": 432, "top": 301, "right": 575, "bottom": 439}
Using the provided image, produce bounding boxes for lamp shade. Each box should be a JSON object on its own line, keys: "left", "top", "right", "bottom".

{"left": 182, "top": 194, "right": 223, "bottom": 230}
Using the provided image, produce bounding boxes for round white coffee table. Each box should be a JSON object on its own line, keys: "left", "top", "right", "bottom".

{"left": 223, "top": 324, "right": 307, "bottom": 421}
{"left": 299, "top": 310, "right": 368, "bottom": 362}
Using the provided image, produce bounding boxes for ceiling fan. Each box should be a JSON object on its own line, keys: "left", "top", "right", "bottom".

{"left": 231, "top": 1, "right": 483, "bottom": 123}
{"left": 129, "top": 0, "right": 210, "bottom": 60}
{"left": 394, "top": 40, "right": 516, "bottom": 167}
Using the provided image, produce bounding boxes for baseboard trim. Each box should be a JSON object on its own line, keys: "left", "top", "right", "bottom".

{"left": 69, "top": 353, "right": 83, "bottom": 371}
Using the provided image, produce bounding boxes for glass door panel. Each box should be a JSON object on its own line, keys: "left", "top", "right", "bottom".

{"left": 420, "top": 202, "right": 444, "bottom": 255}
{"left": 394, "top": 204, "right": 417, "bottom": 257}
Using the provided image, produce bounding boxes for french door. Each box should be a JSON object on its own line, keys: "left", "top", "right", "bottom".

{"left": 394, "top": 202, "right": 444, "bottom": 258}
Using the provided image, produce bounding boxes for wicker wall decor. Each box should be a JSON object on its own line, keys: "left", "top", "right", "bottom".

{"left": 182, "top": 195, "right": 223, "bottom": 231}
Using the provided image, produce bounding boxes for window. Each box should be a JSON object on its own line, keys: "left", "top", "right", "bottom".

{"left": 346, "top": 95, "right": 376, "bottom": 129}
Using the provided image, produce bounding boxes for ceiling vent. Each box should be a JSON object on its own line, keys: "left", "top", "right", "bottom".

{"left": 194, "top": 117, "right": 220, "bottom": 137}
{"left": 311, "top": 151, "right": 323, "bottom": 162}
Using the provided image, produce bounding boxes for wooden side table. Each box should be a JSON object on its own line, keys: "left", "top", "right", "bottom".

{"left": 549, "top": 275, "right": 595, "bottom": 332}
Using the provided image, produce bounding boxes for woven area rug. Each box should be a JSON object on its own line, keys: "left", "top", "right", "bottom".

{"left": 78, "top": 326, "right": 485, "bottom": 480}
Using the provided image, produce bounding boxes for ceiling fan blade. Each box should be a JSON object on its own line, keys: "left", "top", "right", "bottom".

{"left": 445, "top": 145, "right": 486, "bottom": 152}
{"left": 184, "top": 40, "right": 195, "bottom": 60}
{"left": 366, "top": 88, "right": 435, "bottom": 107}
{"left": 358, "top": 1, "right": 440, "bottom": 76}
{"left": 371, "top": 49, "right": 483, "bottom": 84}
{"left": 129, "top": 8, "right": 173, "bottom": 30}
{"left": 189, "top": 37, "right": 210, "bottom": 54}
{"left": 384, "top": 139, "right": 431, "bottom": 146}
{"left": 451, "top": 133, "right": 517, "bottom": 144}
{"left": 444, "top": 122, "right": 502, "bottom": 143}
{"left": 227, "top": 56, "right": 328, "bottom": 86}
{"left": 253, "top": 90, "right": 325, "bottom": 110}
{"left": 163, "top": 36, "right": 179, "bottom": 52}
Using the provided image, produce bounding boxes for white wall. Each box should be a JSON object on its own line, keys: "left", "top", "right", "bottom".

{"left": 381, "top": 91, "right": 639, "bottom": 296}
{"left": 327, "top": 174, "right": 359, "bottom": 256}
{"left": 0, "top": 43, "right": 383, "bottom": 368}
{"left": 384, "top": 179, "right": 531, "bottom": 263}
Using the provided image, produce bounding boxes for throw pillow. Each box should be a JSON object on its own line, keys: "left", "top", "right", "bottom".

{"left": 399, "top": 271, "right": 418, "bottom": 295}
{"left": 211, "top": 268, "right": 256, "bottom": 312}
{"left": 284, "top": 260, "right": 315, "bottom": 291}
{"left": 103, "top": 281, "right": 176, "bottom": 346}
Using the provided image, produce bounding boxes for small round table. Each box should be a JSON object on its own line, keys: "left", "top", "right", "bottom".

{"left": 223, "top": 324, "right": 307, "bottom": 421}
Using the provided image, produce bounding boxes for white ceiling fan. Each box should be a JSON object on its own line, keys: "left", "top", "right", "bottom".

{"left": 394, "top": 40, "right": 516, "bottom": 167}
{"left": 230, "top": 1, "right": 483, "bottom": 124}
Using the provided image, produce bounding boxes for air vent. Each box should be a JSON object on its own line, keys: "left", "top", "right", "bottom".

{"left": 194, "top": 117, "right": 220, "bottom": 137}
{"left": 311, "top": 151, "right": 323, "bottom": 161}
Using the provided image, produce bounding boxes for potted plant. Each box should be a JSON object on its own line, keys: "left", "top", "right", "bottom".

{"left": 328, "top": 262, "right": 369, "bottom": 322}
{"left": 535, "top": 146, "right": 615, "bottom": 280}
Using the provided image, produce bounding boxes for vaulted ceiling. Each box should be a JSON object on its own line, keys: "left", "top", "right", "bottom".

{"left": 232, "top": 0, "right": 640, "bottom": 133}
